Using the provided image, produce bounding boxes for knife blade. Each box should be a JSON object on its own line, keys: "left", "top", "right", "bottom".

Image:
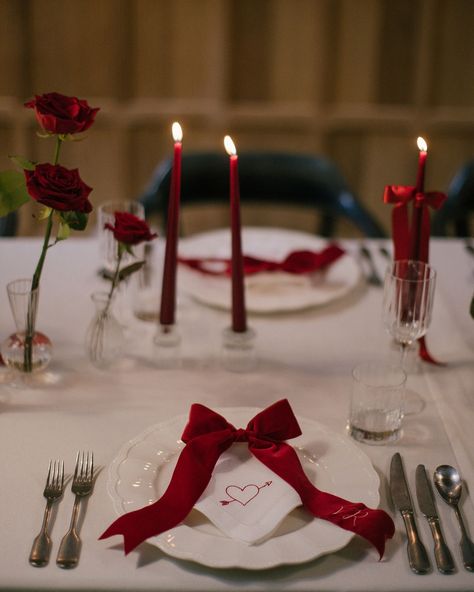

{"left": 390, "top": 453, "right": 431, "bottom": 573}
{"left": 416, "top": 464, "right": 455, "bottom": 573}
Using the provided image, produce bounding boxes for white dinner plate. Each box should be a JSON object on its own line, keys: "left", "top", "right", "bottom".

{"left": 107, "top": 407, "right": 380, "bottom": 570}
{"left": 177, "top": 227, "right": 361, "bottom": 314}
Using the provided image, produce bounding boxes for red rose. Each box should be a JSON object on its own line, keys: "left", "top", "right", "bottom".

{"left": 25, "top": 92, "right": 99, "bottom": 135}
{"left": 25, "top": 163, "right": 93, "bottom": 213}
{"left": 105, "top": 211, "right": 157, "bottom": 246}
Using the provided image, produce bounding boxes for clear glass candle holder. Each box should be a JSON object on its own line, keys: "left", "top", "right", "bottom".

{"left": 153, "top": 324, "right": 181, "bottom": 368}
{"left": 221, "top": 326, "right": 257, "bottom": 373}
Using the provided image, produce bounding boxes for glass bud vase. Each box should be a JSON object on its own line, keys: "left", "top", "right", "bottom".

{"left": 0, "top": 278, "right": 53, "bottom": 375}
{"left": 85, "top": 291, "right": 125, "bottom": 369}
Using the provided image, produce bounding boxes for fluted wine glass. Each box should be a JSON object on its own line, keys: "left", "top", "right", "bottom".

{"left": 383, "top": 260, "right": 436, "bottom": 368}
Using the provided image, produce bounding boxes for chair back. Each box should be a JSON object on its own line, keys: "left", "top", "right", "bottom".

{"left": 0, "top": 212, "right": 17, "bottom": 236}
{"left": 432, "top": 160, "right": 474, "bottom": 237}
{"left": 139, "top": 152, "right": 385, "bottom": 237}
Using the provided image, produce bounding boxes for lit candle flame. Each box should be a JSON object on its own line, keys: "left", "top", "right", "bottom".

{"left": 224, "top": 135, "right": 237, "bottom": 156}
{"left": 417, "top": 136, "right": 427, "bottom": 152}
{"left": 172, "top": 122, "right": 183, "bottom": 143}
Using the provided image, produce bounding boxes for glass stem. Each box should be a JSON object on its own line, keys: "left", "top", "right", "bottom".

{"left": 400, "top": 343, "right": 408, "bottom": 369}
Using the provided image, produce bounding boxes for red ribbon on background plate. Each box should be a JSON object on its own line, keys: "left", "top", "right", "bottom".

{"left": 384, "top": 185, "right": 447, "bottom": 365}
{"left": 178, "top": 244, "right": 345, "bottom": 276}
{"left": 100, "top": 399, "right": 394, "bottom": 557}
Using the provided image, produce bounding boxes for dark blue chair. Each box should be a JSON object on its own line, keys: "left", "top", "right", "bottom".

{"left": 0, "top": 212, "right": 17, "bottom": 236}
{"left": 432, "top": 160, "right": 474, "bottom": 237}
{"left": 139, "top": 152, "right": 386, "bottom": 238}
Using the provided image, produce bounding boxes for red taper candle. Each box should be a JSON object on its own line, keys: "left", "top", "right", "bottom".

{"left": 411, "top": 136, "right": 427, "bottom": 261}
{"left": 224, "top": 135, "right": 247, "bottom": 333}
{"left": 160, "top": 122, "right": 183, "bottom": 326}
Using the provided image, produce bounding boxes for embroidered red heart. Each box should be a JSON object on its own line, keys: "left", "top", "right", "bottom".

{"left": 225, "top": 484, "right": 260, "bottom": 506}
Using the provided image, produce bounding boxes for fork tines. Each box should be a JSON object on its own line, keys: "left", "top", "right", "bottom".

{"left": 45, "top": 459, "right": 64, "bottom": 493}
{"left": 73, "top": 451, "right": 94, "bottom": 484}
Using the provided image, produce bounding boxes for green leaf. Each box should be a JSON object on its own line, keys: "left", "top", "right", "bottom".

{"left": 0, "top": 170, "right": 30, "bottom": 216}
{"left": 9, "top": 155, "right": 36, "bottom": 171}
{"left": 118, "top": 260, "right": 145, "bottom": 281}
{"left": 60, "top": 210, "right": 89, "bottom": 231}
{"left": 57, "top": 221, "right": 70, "bottom": 241}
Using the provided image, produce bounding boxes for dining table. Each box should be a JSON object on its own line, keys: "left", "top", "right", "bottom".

{"left": 0, "top": 228, "right": 473, "bottom": 592}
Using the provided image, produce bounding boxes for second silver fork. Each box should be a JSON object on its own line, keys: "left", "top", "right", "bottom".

{"left": 56, "top": 451, "right": 94, "bottom": 569}
{"left": 29, "top": 460, "right": 65, "bottom": 567}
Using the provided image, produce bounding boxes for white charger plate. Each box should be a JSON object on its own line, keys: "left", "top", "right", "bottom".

{"left": 107, "top": 407, "right": 380, "bottom": 570}
{"left": 178, "top": 228, "right": 360, "bottom": 314}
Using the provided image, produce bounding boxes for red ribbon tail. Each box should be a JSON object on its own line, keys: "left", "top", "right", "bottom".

{"left": 99, "top": 427, "right": 234, "bottom": 554}
{"left": 99, "top": 510, "right": 163, "bottom": 555}
{"left": 251, "top": 443, "right": 395, "bottom": 558}
{"left": 392, "top": 205, "right": 410, "bottom": 261}
{"left": 418, "top": 336, "right": 446, "bottom": 366}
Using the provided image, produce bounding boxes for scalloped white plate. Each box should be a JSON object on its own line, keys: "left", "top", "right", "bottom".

{"left": 178, "top": 228, "right": 360, "bottom": 314}
{"left": 106, "top": 408, "right": 380, "bottom": 570}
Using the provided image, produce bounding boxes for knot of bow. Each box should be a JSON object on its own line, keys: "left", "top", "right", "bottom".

{"left": 384, "top": 185, "right": 447, "bottom": 210}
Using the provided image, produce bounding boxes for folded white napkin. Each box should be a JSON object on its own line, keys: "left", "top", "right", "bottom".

{"left": 194, "top": 443, "right": 301, "bottom": 544}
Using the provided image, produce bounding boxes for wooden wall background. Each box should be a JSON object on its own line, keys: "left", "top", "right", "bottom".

{"left": 0, "top": 0, "right": 473, "bottom": 236}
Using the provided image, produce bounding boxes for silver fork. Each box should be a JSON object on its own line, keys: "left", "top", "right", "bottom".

{"left": 56, "top": 451, "right": 94, "bottom": 569}
{"left": 29, "top": 460, "right": 65, "bottom": 567}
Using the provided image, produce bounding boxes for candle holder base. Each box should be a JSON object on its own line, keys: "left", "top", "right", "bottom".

{"left": 153, "top": 324, "right": 182, "bottom": 368}
{"left": 221, "top": 326, "right": 257, "bottom": 373}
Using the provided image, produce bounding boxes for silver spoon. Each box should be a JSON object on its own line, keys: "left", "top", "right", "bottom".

{"left": 434, "top": 465, "right": 474, "bottom": 571}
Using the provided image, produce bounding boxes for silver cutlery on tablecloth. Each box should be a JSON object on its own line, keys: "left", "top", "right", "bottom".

{"left": 359, "top": 244, "right": 383, "bottom": 287}
{"left": 29, "top": 460, "right": 65, "bottom": 567}
{"left": 56, "top": 451, "right": 94, "bottom": 569}
{"left": 434, "top": 465, "right": 474, "bottom": 571}
{"left": 390, "top": 453, "right": 431, "bottom": 574}
{"left": 415, "top": 464, "right": 455, "bottom": 574}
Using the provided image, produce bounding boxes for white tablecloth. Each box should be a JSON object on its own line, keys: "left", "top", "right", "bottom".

{"left": 0, "top": 234, "right": 473, "bottom": 591}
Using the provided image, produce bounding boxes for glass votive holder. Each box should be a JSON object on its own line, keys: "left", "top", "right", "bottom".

{"left": 221, "top": 326, "right": 257, "bottom": 373}
{"left": 132, "top": 243, "right": 162, "bottom": 322}
{"left": 347, "top": 361, "right": 407, "bottom": 445}
{"left": 153, "top": 324, "right": 181, "bottom": 368}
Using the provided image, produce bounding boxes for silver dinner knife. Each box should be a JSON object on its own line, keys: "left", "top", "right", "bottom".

{"left": 390, "top": 453, "right": 431, "bottom": 573}
{"left": 416, "top": 464, "right": 455, "bottom": 573}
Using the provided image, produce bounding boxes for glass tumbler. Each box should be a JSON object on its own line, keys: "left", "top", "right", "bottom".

{"left": 348, "top": 361, "right": 407, "bottom": 445}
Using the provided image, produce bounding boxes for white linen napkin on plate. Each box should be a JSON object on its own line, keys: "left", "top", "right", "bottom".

{"left": 194, "top": 443, "right": 301, "bottom": 544}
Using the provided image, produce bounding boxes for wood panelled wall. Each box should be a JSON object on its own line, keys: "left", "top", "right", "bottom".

{"left": 0, "top": 0, "right": 473, "bottom": 236}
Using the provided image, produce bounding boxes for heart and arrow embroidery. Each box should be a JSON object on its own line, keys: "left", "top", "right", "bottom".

{"left": 220, "top": 481, "right": 272, "bottom": 506}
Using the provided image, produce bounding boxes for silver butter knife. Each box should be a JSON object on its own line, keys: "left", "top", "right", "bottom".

{"left": 390, "top": 453, "right": 431, "bottom": 573}
{"left": 416, "top": 464, "right": 455, "bottom": 574}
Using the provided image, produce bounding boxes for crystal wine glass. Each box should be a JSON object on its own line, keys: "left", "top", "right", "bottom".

{"left": 383, "top": 259, "right": 436, "bottom": 367}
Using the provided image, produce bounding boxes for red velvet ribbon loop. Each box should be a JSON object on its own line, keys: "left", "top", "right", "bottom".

{"left": 383, "top": 185, "right": 416, "bottom": 205}
{"left": 100, "top": 400, "right": 394, "bottom": 558}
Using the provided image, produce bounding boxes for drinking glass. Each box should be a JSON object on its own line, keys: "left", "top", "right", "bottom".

{"left": 348, "top": 361, "right": 407, "bottom": 445}
{"left": 382, "top": 260, "right": 436, "bottom": 367}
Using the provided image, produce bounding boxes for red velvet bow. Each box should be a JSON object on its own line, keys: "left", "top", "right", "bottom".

{"left": 383, "top": 186, "right": 446, "bottom": 261}
{"left": 100, "top": 400, "right": 394, "bottom": 557}
{"left": 384, "top": 185, "right": 447, "bottom": 365}
{"left": 178, "top": 244, "right": 345, "bottom": 276}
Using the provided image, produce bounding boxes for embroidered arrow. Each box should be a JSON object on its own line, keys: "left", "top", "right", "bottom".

{"left": 220, "top": 481, "right": 272, "bottom": 506}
